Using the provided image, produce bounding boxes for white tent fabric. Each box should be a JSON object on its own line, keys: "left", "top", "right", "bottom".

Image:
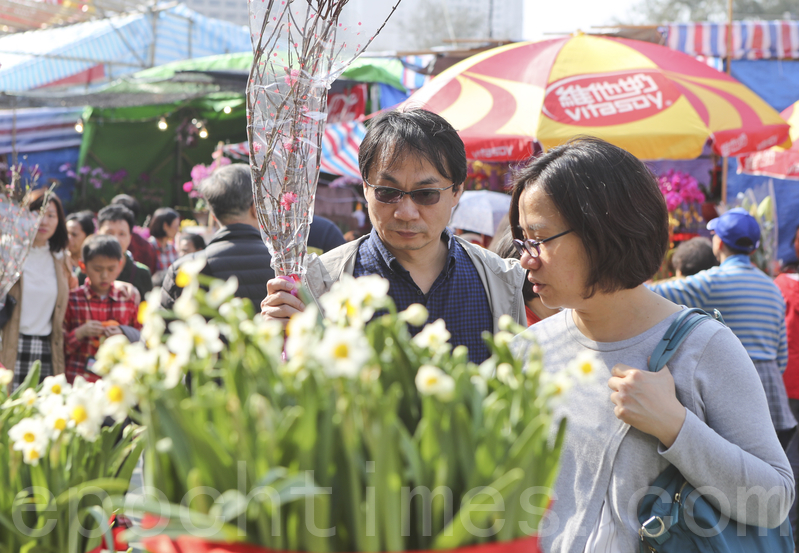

{"left": 0, "top": 3, "right": 251, "bottom": 92}
{"left": 0, "top": 107, "right": 84, "bottom": 154}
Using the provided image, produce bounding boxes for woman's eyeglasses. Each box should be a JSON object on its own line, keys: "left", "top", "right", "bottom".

{"left": 513, "top": 229, "right": 573, "bottom": 258}
{"left": 365, "top": 180, "right": 456, "bottom": 206}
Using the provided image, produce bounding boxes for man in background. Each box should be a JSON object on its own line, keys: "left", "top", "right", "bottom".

{"left": 110, "top": 194, "right": 158, "bottom": 275}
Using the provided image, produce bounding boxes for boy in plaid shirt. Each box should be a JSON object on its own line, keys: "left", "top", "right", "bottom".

{"left": 64, "top": 235, "right": 141, "bottom": 383}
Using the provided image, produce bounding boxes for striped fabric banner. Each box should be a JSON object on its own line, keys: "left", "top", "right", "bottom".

{"left": 400, "top": 55, "right": 435, "bottom": 91}
{"left": 666, "top": 21, "right": 799, "bottom": 60}
{"left": 222, "top": 121, "right": 366, "bottom": 179}
{"left": 0, "top": 107, "right": 84, "bottom": 155}
{"left": 0, "top": 5, "right": 250, "bottom": 92}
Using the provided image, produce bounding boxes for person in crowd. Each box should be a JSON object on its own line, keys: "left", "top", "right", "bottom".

{"left": 65, "top": 210, "right": 95, "bottom": 274}
{"left": 81, "top": 205, "right": 153, "bottom": 299}
{"left": 488, "top": 226, "right": 559, "bottom": 325}
{"left": 177, "top": 234, "right": 206, "bottom": 257}
{"left": 261, "top": 108, "right": 526, "bottom": 364}
{"left": 307, "top": 214, "right": 346, "bottom": 255}
{"left": 776, "top": 223, "right": 799, "bottom": 425}
{"left": 64, "top": 235, "right": 141, "bottom": 383}
{"left": 148, "top": 207, "right": 180, "bottom": 274}
{"left": 1, "top": 190, "right": 71, "bottom": 388}
{"left": 161, "top": 164, "right": 276, "bottom": 312}
{"left": 110, "top": 194, "right": 158, "bottom": 274}
{"left": 648, "top": 209, "right": 797, "bottom": 446}
{"left": 670, "top": 236, "right": 718, "bottom": 278}
{"left": 511, "top": 137, "right": 792, "bottom": 552}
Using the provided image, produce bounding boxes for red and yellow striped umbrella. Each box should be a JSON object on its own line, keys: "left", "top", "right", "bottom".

{"left": 408, "top": 34, "right": 790, "bottom": 161}
{"left": 738, "top": 100, "right": 799, "bottom": 180}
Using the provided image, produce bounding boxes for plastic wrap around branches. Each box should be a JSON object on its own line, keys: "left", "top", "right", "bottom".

{"left": 0, "top": 197, "right": 41, "bottom": 310}
{"left": 246, "top": 0, "right": 400, "bottom": 276}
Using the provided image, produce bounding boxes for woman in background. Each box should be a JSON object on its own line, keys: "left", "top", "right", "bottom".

{"left": 1, "top": 190, "right": 71, "bottom": 387}
{"left": 65, "top": 210, "right": 95, "bottom": 275}
{"left": 148, "top": 207, "right": 180, "bottom": 274}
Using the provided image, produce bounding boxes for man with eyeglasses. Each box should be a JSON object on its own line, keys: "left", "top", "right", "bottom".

{"left": 261, "top": 108, "right": 527, "bottom": 363}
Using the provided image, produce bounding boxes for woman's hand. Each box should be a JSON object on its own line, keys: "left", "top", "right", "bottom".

{"left": 608, "top": 364, "right": 686, "bottom": 448}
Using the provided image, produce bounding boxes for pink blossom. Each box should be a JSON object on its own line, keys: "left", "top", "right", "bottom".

{"left": 190, "top": 164, "right": 211, "bottom": 183}
{"left": 283, "top": 68, "right": 300, "bottom": 86}
{"left": 280, "top": 192, "right": 298, "bottom": 211}
{"left": 183, "top": 181, "right": 194, "bottom": 193}
{"left": 253, "top": 142, "right": 262, "bottom": 153}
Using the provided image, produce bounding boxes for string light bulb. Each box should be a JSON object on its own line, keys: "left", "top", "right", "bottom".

{"left": 74, "top": 119, "right": 84, "bottom": 133}
{"left": 198, "top": 125, "right": 209, "bottom": 139}
{"left": 157, "top": 117, "right": 168, "bottom": 131}
{"left": 223, "top": 106, "right": 232, "bottom": 114}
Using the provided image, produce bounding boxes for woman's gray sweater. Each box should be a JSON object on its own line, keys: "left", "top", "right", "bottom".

{"left": 516, "top": 309, "right": 794, "bottom": 553}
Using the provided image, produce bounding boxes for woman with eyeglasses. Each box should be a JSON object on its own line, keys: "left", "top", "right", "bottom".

{"left": 511, "top": 137, "right": 793, "bottom": 552}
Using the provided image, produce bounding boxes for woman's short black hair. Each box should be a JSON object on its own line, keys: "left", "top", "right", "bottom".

{"left": 509, "top": 136, "right": 669, "bottom": 298}
{"left": 149, "top": 207, "right": 180, "bottom": 239}
{"left": 66, "top": 210, "right": 95, "bottom": 237}
{"left": 359, "top": 107, "right": 467, "bottom": 190}
{"left": 28, "top": 188, "right": 68, "bottom": 253}
{"left": 82, "top": 234, "right": 123, "bottom": 263}
{"left": 180, "top": 234, "right": 206, "bottom": 251}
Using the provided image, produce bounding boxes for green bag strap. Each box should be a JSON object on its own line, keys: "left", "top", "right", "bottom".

{"left": 647, "top": 308, "right": 724, "bottom": 373}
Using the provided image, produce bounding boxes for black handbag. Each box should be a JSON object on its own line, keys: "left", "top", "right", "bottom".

{"left": 637, "top": 308, "right": 794, "bottom": 552}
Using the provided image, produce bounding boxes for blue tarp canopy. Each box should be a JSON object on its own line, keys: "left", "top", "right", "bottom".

{"left": 0, "top": 3, "right": 251, "bottom": 92}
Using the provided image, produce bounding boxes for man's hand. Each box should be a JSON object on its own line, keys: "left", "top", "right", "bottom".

{"left": 608, "top": 364, "right": 686, "bottom": 448}
{"left": 77, "top": 320, "right": 104, "bottom": 340}
{"left": 261, "top": 277, "right": 306, "bottom": 324}
{"left": 117, "top": 281, "right": 141, "bottom": 304}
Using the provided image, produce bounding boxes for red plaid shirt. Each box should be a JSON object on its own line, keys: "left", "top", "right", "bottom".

{"left": 149, "top": 237, "right": 178, "bottom": 273}
{"left": 63, "top": 280, "right": 141, "bottom": 383}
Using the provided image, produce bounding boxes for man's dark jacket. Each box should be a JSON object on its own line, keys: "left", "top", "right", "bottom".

{"left": 161, "top": 224, "right": 274, "bottom": 311}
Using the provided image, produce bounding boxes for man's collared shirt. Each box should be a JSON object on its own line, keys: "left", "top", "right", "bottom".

{"left": 354, "top": 228, "right": 493, "bottom": 364}
{"left": 63, "top": 280, "right": 141, "bottom": 383}
{"left": 647, "top": 255, "right": 787, "bottom": 369}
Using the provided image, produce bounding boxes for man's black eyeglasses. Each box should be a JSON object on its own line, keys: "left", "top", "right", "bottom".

{"left": 512, "top": 229, "right": 573, "bottom": 258}
{"left": 365, "top": 180, "right": 456, "bottom": 206}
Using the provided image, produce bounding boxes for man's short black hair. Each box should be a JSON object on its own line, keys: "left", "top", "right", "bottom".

{"left": 671, "top": 237, "right": 717, "bottom": 276}
{"left": 180, "top": 234, "right": 206, "bottom": 251}
{"left": 510, "top": 136, "right": 669, "bottom": 298}
{"left": 200, "top": 164, "right": 253, "bottom": 224}
{"left": 66, "top": 210, "right": 95, "bottom": 236}
{"left": 111, "top": 194, "right": 140, "bottom": 219}
{"left": 97, "top": 204, "right": 135, "bottom": 233}
{"left": 82, "top": 234, "right": 123, "bottom": 263}
{"left": 358, "top": 108, "right": 467, "bottom": 190}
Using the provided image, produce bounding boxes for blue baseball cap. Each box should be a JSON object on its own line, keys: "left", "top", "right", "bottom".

{"left": 706, "top": 207, "right": 761, "bottom": 253}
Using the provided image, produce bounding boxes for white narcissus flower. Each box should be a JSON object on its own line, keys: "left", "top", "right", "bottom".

{"left": 414, "top": 365, "right": 456, "bottom": 402}
{"left": 568, "top": 351, "right": 601, "bottom": 383}
{"left": 9, "top": 416, "right": 49, "bottom": 464}
{"left": 541, "top": 371, "right": 574, "bottom": 407}
{"left": 21, "top": 388, "right": 38, "bottom": 408}
{"left": 173, "top": 283, "right": 200, "bottom": 319}
{"left": 317, "top": 326, "right": 371, "bottom": 379}
{"left": 40, "top": 375, "right": 70, "bottom": 398}
{"left": 285, "top": 306, "right": 319, "bottom": 360}
{"left": 100, "top": 372, "right": 138, "bottom": 422}
{"left": 498, "top": 314, "right": 515, "bottom": 332}
{"left": 158, "top": 346, "right": 188, "bottom": 389}
{"left": 93, "top": 334, "right": 131, "bottom": 376}
{"left": 493, "top": 331, "right": 515, "bottom": 348}
{"left": 38, "top": 396, "right": 70, "bottom": 439}
{"left": 174, "top": 255, "right": 207, "bottom": 288}
{"left": 219, "top": 298, "right": 249, "bottom": 322}
{"left": 320, "top": 274, "right": 390, "bottom": 327}
{"left": 65, "top": 385, "right": 104, "bottom": 442}
{"left": 141, "top": 314, "right": 166, "bottom": 349}
{"left": 241, "top": 318, "right": 284, "bottom": 357}
{"left": 496, "top": 363, "right": 515, "bottom": 385}
{"left": 412, "top": 319, "right": 452, "bottom": 353}
{"left": 399, "top": 304, "right": 429, "bottom": 326}
{"left": 206, "top": 276, "right": 239, "bottom": 308}
{"left": 0, "top": 367, "right": 12, "bottom": 386}
{"left": 167, "top": 315, "right": 224, "bottom": 359}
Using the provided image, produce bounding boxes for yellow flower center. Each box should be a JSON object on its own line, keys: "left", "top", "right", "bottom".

{"left": 51, "top": 384, "right": 62, "bottom": 394}
{"left": 24, "top": 432, "right": 35, "bottom": 443}
{"left": 72, "top": 406, "right": 88, "bottom": 424}
{"left": 579, "top": 362, "right": 593, "bottom": 375}
{"left": 29, "top": 449, "right": 40, "bottom": 460}
{"left": 138, "top": 301, "right": 148, "bottom": 324}
{"left": 333, "top": 343, "right": 349, "bottom": 359}
{"left": 425, "top": 376, "right": 439, "bottom": 387}
{"left": 108, "top": 386, "right": 124, "bottom": 404}
{"left": 345, "top": 301, "right": 357, "bottom": 318}
{"left": 55, "top": 418, "right": 67, "bottom": 431}
{"left": 175, "top": 271, "right": 190, "bottom": 288}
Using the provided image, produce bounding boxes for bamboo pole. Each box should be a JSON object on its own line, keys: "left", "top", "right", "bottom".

{"left": 721, "top": 0, "right": 733, "bottom": 205}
